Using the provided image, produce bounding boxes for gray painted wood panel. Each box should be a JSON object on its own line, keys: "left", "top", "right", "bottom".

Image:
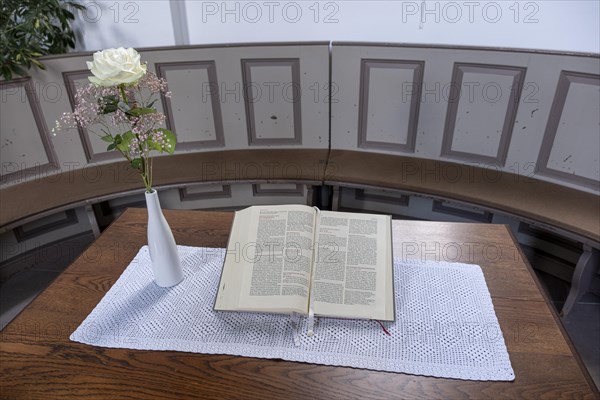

{"left": 358, "top": 59, "right": 423, "bottom": 152}
{"left": 156, "top": 61, "right": 225, "bottom": 149}
{"left": 441, "top": 63, "right": 526, "bottom": 165}
{"left": 242, "top": 59, "right": 302, "bottom": 145}
{"left": 0, "top": 78, "right": 58, "bottom": 183}
{"left": 537, "top": 71, "right": 600, "bottom": 189}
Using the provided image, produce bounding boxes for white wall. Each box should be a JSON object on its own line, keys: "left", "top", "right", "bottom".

{"left": 72, "top": 1, "right": 599, "bottom": 53}
{"left": 72, "top": 1, "right": 175, "bottom": 51}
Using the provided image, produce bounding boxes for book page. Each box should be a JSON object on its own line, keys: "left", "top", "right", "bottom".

{"left": 215, "top": 205, "right": 316, "bottom": 314}
{"left": 311, "top": 211, "right": 393, "bottom": 320}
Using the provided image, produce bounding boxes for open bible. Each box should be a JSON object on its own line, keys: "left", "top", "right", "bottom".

{"left": 214, "top": 205, "right": 394, "bottom": 322}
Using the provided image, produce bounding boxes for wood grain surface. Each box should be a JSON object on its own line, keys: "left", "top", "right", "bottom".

{"left": 0, "top": 148, "right": 328, "bottom": 227}
{"left": 326, "top": 150, "right": 600, "bottom": 243}
{"left": 1, "top": 209, "right": 597, "bottom": 399}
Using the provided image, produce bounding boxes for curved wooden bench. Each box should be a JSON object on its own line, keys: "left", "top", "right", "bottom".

{"left": 324, "top": 150, "right": 600, "bottom": 244}
{"left": 0, "top": 149, "right": 328, "bottom": 229}
{"left": 3, "top": 147, "right": 598, "bottom": 244}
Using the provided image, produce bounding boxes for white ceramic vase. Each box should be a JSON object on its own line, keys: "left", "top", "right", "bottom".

{"left": 145, "top": 190, "right": 184, "bottom": 287}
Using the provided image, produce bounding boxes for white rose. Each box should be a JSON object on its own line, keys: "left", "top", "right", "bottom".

{"left": 86, "top": 47, "right": 147, "bottom": 87}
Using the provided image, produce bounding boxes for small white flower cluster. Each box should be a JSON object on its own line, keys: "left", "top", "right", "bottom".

{"left": 53, "top": 71, "right": 169, "bottom": 138}
{"left": 139, "top": 72, "right": 171, "bottom": 98}
{"left": 129, "top": 137, "right": 141, "bottom": 157}
{"left": 131, "top": 113, "right": 167, "bottom": 136}
{"left": 152, "top": 129, "right": 167, "bottom": 148}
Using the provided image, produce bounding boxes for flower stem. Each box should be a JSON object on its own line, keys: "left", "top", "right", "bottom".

{"left": 139, "top": 154, "right": 152, "bottom": 193}
{"left": 119, "top": 84, "right": 128, "bottom": 105}
{"left": 147, "top": 156, "right": 151, "bottom": 191}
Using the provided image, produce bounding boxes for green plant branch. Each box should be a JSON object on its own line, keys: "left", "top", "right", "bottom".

{"left": 1, "top": 0, "right": 85, "bottom": 81}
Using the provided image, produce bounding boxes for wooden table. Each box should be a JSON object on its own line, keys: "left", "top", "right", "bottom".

{"left": 1, "top": 209, "right": 597, "bottom": 399}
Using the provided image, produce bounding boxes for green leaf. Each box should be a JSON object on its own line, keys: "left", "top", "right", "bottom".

{"left": 116, "top": 131, "right": 135, "bottom": 153}
{"left": 101, "top": 105, "right": 118, "bottom": 114}
{"left": 10, "top": 64, "right": 27, "bottom": 77}
{"left": 31, "top": 59, "right": 45, "bottom": 69}
{"left": 156, "top": 128, "right": 177, "bottom": 154}
{"left": 2, "top": 1, "right": 84, "bottom": 79}
{"left": 100, "top": 100, "right": 118, "bottom": 114}
{"left": 131, "top": 158, "right": 142, "bottom": 170}
{"left": 100, "top": 135, "right": 113, "bottom": 142}
{"left": 126, "top": 107, "right": 157, "bottom": 117}
{"left": 148, "top": 138, "right": 163, "bottom": 152}
{"left": 107, "top": 143, "right": 116, "bottom": 151}
{"left": 104, "top": 95, "right": 119, "bottom": 103}
{"left": 98, "top": 95, "right": 119, "bottom": 114}
{"left": 99, "top": 95, "right": 119, "bottom": 114}
{"left": 1, "top": 67, "right": 13, "bottom": 81}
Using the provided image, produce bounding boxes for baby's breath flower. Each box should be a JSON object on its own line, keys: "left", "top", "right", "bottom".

{"left": 52, "top": 50, "right": 176, "bottom": 193}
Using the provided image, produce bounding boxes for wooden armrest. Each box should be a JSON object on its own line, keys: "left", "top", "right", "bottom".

{"left": 325, "top": 150, "right": 600, "bottom": 243}
{"left": 0, "top": 149, "right": 328, "bottom": 228}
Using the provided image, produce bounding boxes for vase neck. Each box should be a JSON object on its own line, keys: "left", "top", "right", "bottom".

{"left": 145, "top": 190, "right": 163, "bottom": 218}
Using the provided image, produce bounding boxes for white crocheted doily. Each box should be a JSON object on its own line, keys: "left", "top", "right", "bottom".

{"left": 71, "top": 246, "right": 514, "bottom": 381}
